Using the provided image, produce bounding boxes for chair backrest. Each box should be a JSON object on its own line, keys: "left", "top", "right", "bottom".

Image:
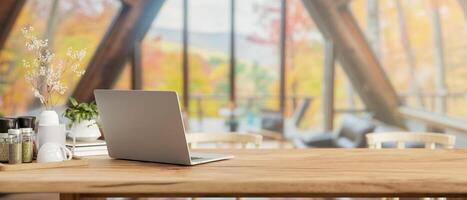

{"left": 260, "top": 109, "right": 282, "bottom": 133}
{"left": 366, "top": 132, "right": 455, "bottom": 149}
{"left": 186, "top": 133, "right": 263, "bottom": 149}
{"left": 290, "top": 97, "right": 312, "bottom": 127}
{"left": 260, "top": 97, "right": 312, "bottom": 133}
{"left": 335, "top": 115, "right": 376, "bottom": 148}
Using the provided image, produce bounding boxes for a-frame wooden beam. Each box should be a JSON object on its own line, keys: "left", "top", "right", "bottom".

{"left": 0, "top": 0, "right": 26, "bottom": 52}
{"left": 459, "top": 0, "right": 467, "bottom": 18}
{"left": 302, "top": 0, "right": 405, "bottom": 127}
{"left": 72, "top": 0, "right": 165, "bottom": 102}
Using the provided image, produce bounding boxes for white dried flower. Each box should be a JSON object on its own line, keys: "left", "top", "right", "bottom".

{"left": 21, "top": 26, "right": 87, "bottom": 109}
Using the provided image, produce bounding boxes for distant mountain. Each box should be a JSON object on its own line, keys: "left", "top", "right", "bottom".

{"left": 147, "top": 28, "right": 280, "bottom": 66}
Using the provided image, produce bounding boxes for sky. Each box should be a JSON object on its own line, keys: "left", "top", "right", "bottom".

{"left": 152, "top": 0, "right": 280, "bottom": 35}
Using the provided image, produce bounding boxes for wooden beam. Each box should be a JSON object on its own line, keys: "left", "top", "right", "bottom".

{"left": 130, "top": 41, "right": 142, "bottom": 90}
{"left": 366, "top": 0, "right": 381, "bottom": 59}
{"left": 301, "top": 0, "right": 404, "bottom": 127}
{"left": 279, "top": 0, "right": 287, "bottom": 133}
{"left": 0, "top": 0, "right": 26, "bottom": 52}
{"left": 431, "top": 0, "right": 447, "bottom": 114}
{"left": 182, "top": 0, "right": 189, "bottom": 110}
{"left": 72, "top": 0, "right": 165, "bottom": 102}
{"left": 229, "top": 0, "right": 236, "bottom": 105}
{"left": 322, "top": 40, "right": 335, "bottom": 131}
{"left": 459, "top": 0, "right": 467, "bottom": 18}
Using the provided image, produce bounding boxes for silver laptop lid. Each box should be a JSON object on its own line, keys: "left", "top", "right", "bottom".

{"left": 94, "top": 90, "right": 192, "bottom": 165}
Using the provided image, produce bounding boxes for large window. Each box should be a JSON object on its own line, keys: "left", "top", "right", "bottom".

{"left": 0, "top": 0, "right": 121, "bottom": 115}
{"left": 3, "top": 0, "right": 464, "bottom": 134}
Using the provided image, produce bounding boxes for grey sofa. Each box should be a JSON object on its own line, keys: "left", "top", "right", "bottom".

{"left": 294, "top": 114, "right": 376, "bottom": 148}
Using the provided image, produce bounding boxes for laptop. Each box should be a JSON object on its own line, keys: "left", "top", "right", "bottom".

{"left": 94, "top": 90, "right": 233, "bottom": 165}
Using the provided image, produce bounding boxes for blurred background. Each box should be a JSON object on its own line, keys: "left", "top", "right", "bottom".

{"left": 0, "top": 0, "right": 466, "bottom": 146}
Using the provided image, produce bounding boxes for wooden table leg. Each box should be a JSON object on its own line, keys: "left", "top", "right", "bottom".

{"left": 59, "top": 193, "right": 80, "bottom": 200}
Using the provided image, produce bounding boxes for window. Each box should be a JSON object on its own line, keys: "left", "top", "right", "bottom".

{"left": 0, "top": 0, "right": 121, "bottom": 115}
{"left": 235, "top": 0, "right": 281, "bottom": 131}
{"left": 352, "top": 0, "right": 467, "bottom": 118}
{"left": 141, "top": 0, "right": 183, "bottom": 94}
{"left": 187, "top": 0, "right": 230, "bottom": 132}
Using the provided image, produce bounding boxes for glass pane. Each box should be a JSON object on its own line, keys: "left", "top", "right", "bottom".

{"left": 235, "top": 0, "right": 281, "bottom": 132}
{"left": 0, "top": 0, "right": 121, "bottom": 115}
{"left": 283, "top": 0, "right": 324, "bottom": 130}
{"left": 188, "top": 0, "right": 230, "bottom": 132}
{"left": 280, "top": 0, "right": 367, "bottom": 132}
{"left": 142, "top": 0, "right": 183, "bottom": 95}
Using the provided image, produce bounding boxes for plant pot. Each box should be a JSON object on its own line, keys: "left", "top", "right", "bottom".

{"left": 68, "top": 119, "right": 101, "bottom": 142}
{"left": 38, "top": 110, "right": 59, "bottom": 126}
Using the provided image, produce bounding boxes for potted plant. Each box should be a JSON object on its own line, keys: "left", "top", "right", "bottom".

{"left": 64, "top": 98, "right": 101, "bottom": 141}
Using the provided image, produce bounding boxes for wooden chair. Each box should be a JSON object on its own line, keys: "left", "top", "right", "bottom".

{"left": 366, "top": 132, "right": 455, "bottom": 149}
{"left": 367, "top": 132, "right": 455, "bottom": 200}
{"left": 186, "top": 132, "right": 263, "bottom": 149}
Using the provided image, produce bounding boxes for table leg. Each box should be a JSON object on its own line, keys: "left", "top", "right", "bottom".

{"left": 59, "top": 193, "right": 81, "bottom": 200}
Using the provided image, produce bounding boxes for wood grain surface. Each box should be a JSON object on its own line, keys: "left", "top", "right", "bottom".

{"left": 0, "top": 157, "right": 87, "bottom": 171}
{"left": 1, "top": 149, "right": 467, "bottom": 197}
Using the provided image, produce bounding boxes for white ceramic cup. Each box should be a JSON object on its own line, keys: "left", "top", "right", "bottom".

{"left": 37, "top": 142, "right": 73, "bottom": 163}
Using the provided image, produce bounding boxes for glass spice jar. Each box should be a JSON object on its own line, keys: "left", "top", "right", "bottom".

{"left": 21, "top": 128, "right": 34, "bottom": 163}
{"left": 8, "top": 129, "right": 22, "bottom": 164}
{"left": 0, "top": 133, "right": 8, "bottom": 162}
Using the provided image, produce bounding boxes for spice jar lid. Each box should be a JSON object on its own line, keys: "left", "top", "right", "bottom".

{"left": 0, "top": 133, "right": 8, "bottom": 138}
{"left": 17, "top": 116, "right": 36, "bottom": 129}
{"left": 8, "top": 129, "right": 21, "bottom": 135}
{"left": 0, "top": 118, "right": 17, "bottom": 133}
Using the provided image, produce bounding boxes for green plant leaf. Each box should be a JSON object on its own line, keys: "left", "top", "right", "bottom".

{"left": 64, "top": 99, "right": 99, "bottom": 124}
{"left": 70, "top": 98, "right": 78, "bottom": 107}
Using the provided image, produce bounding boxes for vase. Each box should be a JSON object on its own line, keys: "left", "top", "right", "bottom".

{"left": 37, "top": 124, "right": 66, "bottom": 149}
{"left": 68, "top": 119, "right": 101, "bottom": 142}
{"left": 38, "top": 110, "right": 59, "bottom": 126}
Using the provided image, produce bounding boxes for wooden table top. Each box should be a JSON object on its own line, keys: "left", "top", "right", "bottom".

{"left": 1, "top": 149, "right": 467, "bottom": 197}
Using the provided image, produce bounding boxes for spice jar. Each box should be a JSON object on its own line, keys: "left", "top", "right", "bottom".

{"left": 21, "top": 128, "right": 34, "bottom": 163}
{"left": 0, "top": 133, "right": 8, "bottom": 162}
{"left": 8, "top": 129, "right": 22, "bottom": 164}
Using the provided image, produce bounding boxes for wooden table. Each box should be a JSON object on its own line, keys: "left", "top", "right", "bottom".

{"left": 1, "top": 149, "right": 467, "bottom": 199}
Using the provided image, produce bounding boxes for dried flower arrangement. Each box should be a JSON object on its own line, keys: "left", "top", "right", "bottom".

{"left": 21, "top": 26, "right": 87, "bottom": 110}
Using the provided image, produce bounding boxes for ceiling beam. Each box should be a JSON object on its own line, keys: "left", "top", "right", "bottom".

{"left": 301, "top": 0, "right": 405, "bottom": 127}
{"left": 0, "top": 0, "right": 26, "bottom": 52}
{"left": 72, "top": 0, "right": 165, "bottom": 102}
